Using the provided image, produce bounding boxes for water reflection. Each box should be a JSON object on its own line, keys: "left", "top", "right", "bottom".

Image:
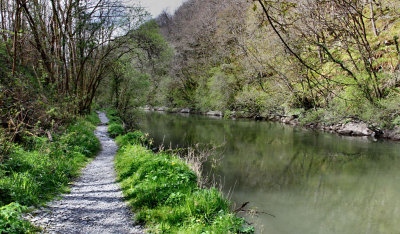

{"left": 136, "top": 111, "right": 400, "bottom": 233}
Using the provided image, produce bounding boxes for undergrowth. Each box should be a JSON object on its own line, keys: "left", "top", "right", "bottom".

{"left": 0, "top": 111, "right": 100, "bottom": 232}
{"left": 105, "top": 108, "right": 126, "bottom": 137}
{"left": 0, "top": 203, "right": 37, "bottom": 233}
{"left": 114, "top": 131, "right": 253, "bottom": 233}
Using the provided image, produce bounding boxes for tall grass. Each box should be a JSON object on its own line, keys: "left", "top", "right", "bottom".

{"left": 0, "top": 111, "right": 100, "bottom": 232}
{"left": 115, "top": 132, "right": 253, "bottom": 233}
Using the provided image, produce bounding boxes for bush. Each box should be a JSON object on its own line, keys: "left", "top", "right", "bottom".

{"left": 108, "top": 123, "right": 125, "bottom": 138}
{"left": 105, "top": 108, "right": 125, "bottom": 137}
{"left": 105, "top": 108, "right": 123, "bottom": 124}
{"left": 299, "top": 109, "right": 326, "bottom": 125}
{"left": 86, "top": 111, "right": 101, "bottom": 125}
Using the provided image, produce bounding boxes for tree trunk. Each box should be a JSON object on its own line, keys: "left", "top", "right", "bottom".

{"left": 369, "top": 0, "right": 378, "bottom": 36}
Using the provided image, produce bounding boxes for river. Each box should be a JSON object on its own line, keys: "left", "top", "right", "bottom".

{"left": 135, "top": 111, "right": 400, "bottom": 234}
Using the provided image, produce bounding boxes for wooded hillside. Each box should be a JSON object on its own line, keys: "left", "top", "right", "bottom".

{"left": 138, "top": 0, "right": 400, "bottom": 129}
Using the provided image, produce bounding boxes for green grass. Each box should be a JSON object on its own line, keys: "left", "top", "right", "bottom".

{"left": 105, "top": 108, "right": 126, "bottom": 137}
{"left": 108, "top": 123, "right": 125, "bottom": 138}
{"left": 115, "top": 132, "right": 253, "bottom": 233}
{"left": 0, "top": 203, "right": 38, "bottom": 233}
{"left": 0, "top": 111, "right": 100, "bottom": 232}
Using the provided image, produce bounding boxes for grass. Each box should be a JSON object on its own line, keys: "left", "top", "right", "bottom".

{"left": 104, "top": 108, "right": 126, "bottom": 137}
{"left": 0, "top": 111, "right": 100, "bottom": 232}
{"left": 114, "top": 131, "right": 253, "bottom": 233}
{"left": 0, "top": 203, "right": 38, "bottom": 233}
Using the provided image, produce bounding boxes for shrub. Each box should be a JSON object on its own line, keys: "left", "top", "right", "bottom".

{"left": 108, "top": 123, "right": 124, "bottom": 138}
{"left": 299, "top": 108, "right": 326, "bottom": 125}
{"left": 105, "top": 108, "right": 123, "bottom": 124}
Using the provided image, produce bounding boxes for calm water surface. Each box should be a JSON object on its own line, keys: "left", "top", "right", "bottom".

{"left": 136, "top": 111, "right": 400, "bottom": 234}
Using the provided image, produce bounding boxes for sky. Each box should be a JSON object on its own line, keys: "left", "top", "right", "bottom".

{"left": 132, "top": 0, "right": 187, "bottom": 18}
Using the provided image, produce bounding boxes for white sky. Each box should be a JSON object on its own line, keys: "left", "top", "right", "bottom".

{"left": 132, "top": 0, "right": 187, "bottom": 18}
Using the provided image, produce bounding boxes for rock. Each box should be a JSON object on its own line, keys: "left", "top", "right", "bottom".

{"left": 180, "top": 108, "right": 191, "bottom": 113}
{"left": 282, "top": 116, "right": 295, "bottom": 124}
{"left": 206, "top": 111, "right": 223, "bottom": 117}
{"left": 155, "top": 106, "right": 167, "bottom": 111}
{"left": 32, "top": 210, "right": 42, "bottom": 215}
{"left": 279, "top": 115, "right": 299, "bottom": 125}
{"left": 254, "top": 115, "right": 264, "bottom": 121}
{"left": 336, "top": 122, "right": 375, "bottom": 136}
{"left": 382, "top": 127, "right": 400, "bottom": 141}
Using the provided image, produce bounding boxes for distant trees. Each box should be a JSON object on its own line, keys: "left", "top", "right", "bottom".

{"left": 155, "top": 0, "right": 250, "bottom": 110}
{"left": 96, "top": 20, "right": 172, "bottom": 112}
{"left": 153, "top": 0, "right": 400, "bottom": 115}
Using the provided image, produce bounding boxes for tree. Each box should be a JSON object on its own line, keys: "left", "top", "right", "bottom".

{"left": 2, "top": 0, "right": 146, "bottom": 113}
{"left": 254, "top": 0, "right": 390, "bottom": 104}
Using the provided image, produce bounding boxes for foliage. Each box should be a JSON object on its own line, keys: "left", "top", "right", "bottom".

{"left": 115, "top": 132, "right": 252, "bottom": 233}
{"left": 0, "top": 115, "right": 99, "bottom": 208}
{"left": 104, "top": 108, "right": 126, "bottom": 138}
{"left": 97, "top": 20, "right": 172, "bottom": 112}
{"left": 0, "top": 113, "right": 99, "bottom": 232}
{"left": 86, "top": 111, "right": 101, "bottom": 126}
{"left": 299, "top": 109, "right": 326, "bottom": 126}
{"left": 108, "top": 123, "right": 125, "bottom": 138}
{"left": 0, "top": 203, "right": 37, "bottom": 233}
{"left": 0, "top": 0, "right": 148, "bottom": 114}
{"left": 115, "top": 131, "right": 150, "bottom": 146}
{"left": 129, "top": 0, "right": 400, "bottom": 129}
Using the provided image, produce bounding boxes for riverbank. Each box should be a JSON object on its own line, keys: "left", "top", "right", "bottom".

{"left": 105, "top": 109, "right": 254, "bottom": 233}
{"left": 135, "top": 110, "right": 400, "bottom": 233}
{"left": 143, "top": 106, "right": 400, "bottom": 141}
{"left": 0, "top": 112, "right": 101, "bottom": 233}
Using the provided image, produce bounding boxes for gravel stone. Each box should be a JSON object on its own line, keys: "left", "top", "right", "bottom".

{"left": 26, "top": 112, "right": 144, "bottom": 233}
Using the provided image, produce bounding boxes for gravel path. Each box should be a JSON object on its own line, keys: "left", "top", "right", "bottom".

{"left": 26, "top": 112, "right": 143, "bottom": 233}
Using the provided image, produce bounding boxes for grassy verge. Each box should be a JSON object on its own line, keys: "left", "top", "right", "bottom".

{"left": 106, "top": 109, "right": 253, "bottom": 233}
{"left": 104, "top": 108, "right": 126, "bottom": 137}
{"left": 0, "top": 112, "right": 100, "bottom": 233}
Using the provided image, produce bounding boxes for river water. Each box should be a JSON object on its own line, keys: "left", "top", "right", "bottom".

{"left": 136, "top": 111, "right": 400, "bottom": 234}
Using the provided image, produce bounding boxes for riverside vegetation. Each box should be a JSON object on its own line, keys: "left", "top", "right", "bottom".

{"left": 96, "top": 0, "right": 400, "bottom": 138}
{"left": 105, "top": 109, "right": 254, "bottom": 233}
{"left": 1, "top": 0, "right": 400, "bottom": 233}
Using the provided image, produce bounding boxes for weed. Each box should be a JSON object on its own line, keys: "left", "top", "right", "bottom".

{"left": 0, "top": 203, "right": 37, "bottom": 233}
